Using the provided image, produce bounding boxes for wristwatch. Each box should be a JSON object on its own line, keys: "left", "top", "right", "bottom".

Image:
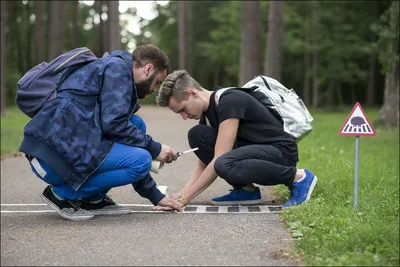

{"left": 177, "top": 194, "right": 186, "bottom": 205}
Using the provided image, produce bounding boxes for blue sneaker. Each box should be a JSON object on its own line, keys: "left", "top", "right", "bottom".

{"left": 211, "top": 187, "right": 262, "bottom": 205}
{"left": 282, "top": 169, "right": 318, "bottom": 208}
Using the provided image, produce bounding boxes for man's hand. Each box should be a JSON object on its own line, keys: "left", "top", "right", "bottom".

{"left": 156, "top": 145, "right": 177, "bottom": 164}
{"left": 153, "top": 195, "right": 184, "bottom": 212}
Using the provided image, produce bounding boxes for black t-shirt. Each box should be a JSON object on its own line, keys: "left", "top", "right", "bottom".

{"left": 200, "top": 88, "right": 299, "bottom": 162}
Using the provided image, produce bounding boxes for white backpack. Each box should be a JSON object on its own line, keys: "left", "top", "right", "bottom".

{"left": 215, "top": 75, "right": 313, "bottom": 141}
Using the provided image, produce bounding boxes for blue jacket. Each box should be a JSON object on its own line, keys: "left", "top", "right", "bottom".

{"left": 19, "top": 51, "right": 164, "bottom": 205}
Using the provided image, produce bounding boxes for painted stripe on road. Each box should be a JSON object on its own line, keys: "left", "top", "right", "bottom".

{"left": 1, "top": 204, "right": 282, "bottom": 214}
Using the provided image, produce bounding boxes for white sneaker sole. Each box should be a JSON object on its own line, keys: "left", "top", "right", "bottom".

{"left": 41, "top": 194, "right": 94, "bottom": 221}
{"left": 210, "top": 199, "right": 262, "bottom": 206}
{"left": 305, "top": 175, "right": 318, "bottom": 202}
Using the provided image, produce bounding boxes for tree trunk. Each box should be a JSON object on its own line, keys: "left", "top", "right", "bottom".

{"left": 366, "top": 54, "right": 377, "bottom": 106}
{"left": 303, "top": 52, "right": 311, "bottom": 105}
{"left": 366, "top": 1, "right": 381, "bottom": 107}
{"left": 25, "top": 1, "right": 33, "bottom": 69}
{"left": 49, "top": 1, "right": 66, "bottom": 59}
{"left": 326, "top": 80, "right": 336, "bottom": 106}
{"left": 379, "top": 59, "right": 399, "bottom": 126}
{"left": 35, "top": 1, "right": 46, "bottom": 63}
{"left": 311, "top": 46, "right": 319, "bottom": 108}
{"left": 350, "top": 86, "right": 357, "bottom": 104}
{"left": 71, "top": 0, "right": 79, "bottom": 49}
{"left": 336, "top": 81, "right": 344, "bottom": 106}
{"left": 186, "top": 1, "right": 193, "bottom": 74}
{"left": 96, "top": 1, "right": 108, "bottom": 55}
{"left": 1, "top": 0, "right": 6, "bottom": 115}
{"left": 178, "top": 1, "right": 186, "bottom": 70}
{"left": 239, "top": 1, "right": 262, "bottom": 86}
{"left": 264, "top": 0, "right": 285, "bottom": 81}
{"left": 302, "top": 7, "right": 311, "bottom": 106}
{"left": 178, "top": 1, "right": 195, "bottom": 73}
{"left": 13, "top": 3, "right": 25, "bottom": 74}
{"left": 107, "top": 0, "right": 120, "bottom": 51}
{"left": 310, "top": 0, "right": 319, "bottom": 108}
{"left": 378, "top": 1, "right": 399, "bottom": 127}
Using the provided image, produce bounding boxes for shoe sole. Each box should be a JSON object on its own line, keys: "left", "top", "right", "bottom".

{"left": 41, "top": 194, "right": 94, "bottom": 221}
{"left": 305, "top": 175, "right": 318, "bottom": 202}
{"left": 210, "top": 199, "right": 262, "bottom": 206}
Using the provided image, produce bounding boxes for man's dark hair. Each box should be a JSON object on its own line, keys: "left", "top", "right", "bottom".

{"left": 132, "top": 44, "right": 170, "bottom": 74}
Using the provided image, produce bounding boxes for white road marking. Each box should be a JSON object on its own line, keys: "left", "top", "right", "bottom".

{"left": 239, "top": 205, "right": 249, "bottom": 213}
{"left": 259, "top": 205, "right": 271, "bottom": 213}
{"left": 1, "top": 204, "right": 46, "bottom": 206}
{"left": 1, "top": 203, "right": 281, "bottom": 214}
{"left": 195, "top": 206, "right": 207, "bottom": 213}
{"left": 218, "top": 206, "right": 228, "bottom": 213}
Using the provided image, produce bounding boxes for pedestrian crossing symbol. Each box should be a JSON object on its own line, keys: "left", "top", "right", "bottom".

{"left": 339, "top": 102, "right": 376, "bottom": 136}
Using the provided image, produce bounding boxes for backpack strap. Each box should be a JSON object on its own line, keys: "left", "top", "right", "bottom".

{"left": 258, "top": 76, "right": 285, "bottom": 102}
{"left": 214, "top": 86, "right": 259, "bottom": 106}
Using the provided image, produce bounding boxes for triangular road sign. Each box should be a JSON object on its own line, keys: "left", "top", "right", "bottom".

{"left": 339, "top": 102, "right": 376, "bottom": 136}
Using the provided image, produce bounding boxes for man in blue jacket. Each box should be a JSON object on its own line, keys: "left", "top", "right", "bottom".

{"left": 19, "top": 44, "right": 183, "bottom": 221}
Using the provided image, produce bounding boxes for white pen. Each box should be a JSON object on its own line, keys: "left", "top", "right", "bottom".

{"left": 177, "top": 147, "right": 199, "bottom": 157}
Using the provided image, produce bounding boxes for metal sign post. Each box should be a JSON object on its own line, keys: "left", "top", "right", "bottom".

{"left": 339, "top": 102, "right": 375, "bottom": 212}
{"left": 354, "top": 136, "right": 359, "bottom": 211}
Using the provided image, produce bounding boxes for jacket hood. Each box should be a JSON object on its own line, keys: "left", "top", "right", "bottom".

{"left": 107, "top": 50, "right": 133, "bottom": 69}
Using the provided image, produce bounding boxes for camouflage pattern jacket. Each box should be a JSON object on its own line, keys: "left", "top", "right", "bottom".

{"left": 19, "top": 51, "right": 163, "bottom": 202}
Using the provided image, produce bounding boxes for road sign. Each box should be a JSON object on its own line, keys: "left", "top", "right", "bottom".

{"left": 339, "top": 102, "right": 376, "bottom": 212}
{"left": 339, "top": 102, "right": 376, "bottom": 136}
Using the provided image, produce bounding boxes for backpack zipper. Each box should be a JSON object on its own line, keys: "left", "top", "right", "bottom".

{"left": 53, "top": 48, "right": 91, "bottom": 73}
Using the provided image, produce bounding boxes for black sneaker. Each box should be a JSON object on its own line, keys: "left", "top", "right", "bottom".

{"left": 80, "top": 196, "right": 131, "bottom": 216}
{"left": 41, "top": 186, "right": 94, "bottom": 221}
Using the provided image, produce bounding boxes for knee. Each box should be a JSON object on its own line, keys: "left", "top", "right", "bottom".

{"left": 188, "top": 125, "right": 202, "bottom": 148}
{"left": 127, "top": 150, "right": 152, "bottom": 179}
{"left": 129, "top": 115, "right": 146, "bottom": 133}
{"left": 188, "top": 124, "right": 211, "bottom": 149}
{"left": 214, "top": 155, "right": 228, "bottom": 178}
{"left": 214, "top": 155, "right": 241, "bottom": 183}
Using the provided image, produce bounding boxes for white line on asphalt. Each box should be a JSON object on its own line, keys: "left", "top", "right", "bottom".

{"left": 0, "top": 210, "right": 174, "bottom": 214}
{"left": 239, "top": 205, "right": 249, "bottom": 213}
{"left": 1, "top": 204, "right": 281, "bottom": 214}
{"left": 0, "top": 203, "right": 155, "bottom": 207}
{"left": 1, "top": 204, "right": 47, "bottom": 206}
{"left": 259, "top": 205, "right": 271, "bottom": 213}
{"left": 1, "top": 203, "right": 283, "bottom": 208}
{"left": 218, "top": 206, "right": 228, "bottom": 213}
{"left": 1, "top": 209, "right": 279, "bottom": 214}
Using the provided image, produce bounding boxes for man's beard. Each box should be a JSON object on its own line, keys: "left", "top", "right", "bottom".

{"left": 136, "top": 72, "right": 156, "bottom": 99}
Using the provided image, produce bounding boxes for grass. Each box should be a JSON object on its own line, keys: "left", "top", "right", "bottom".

{"left": 275, "top": 108, "right": 399, "bottom": 266}
{"left": 1, "top": 105, "right": 399, "bottom": 266}
{"left": 1, "top": 106, "right": 30, "bottom": 155}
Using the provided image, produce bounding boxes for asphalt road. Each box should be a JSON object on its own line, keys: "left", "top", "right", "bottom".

{"left": 1, "top": 106, "right": 299, "bottom": 266}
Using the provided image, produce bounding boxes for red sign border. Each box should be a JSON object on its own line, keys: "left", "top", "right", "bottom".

{"left": 339, "top": 102, "right": 376, "bottom": 137}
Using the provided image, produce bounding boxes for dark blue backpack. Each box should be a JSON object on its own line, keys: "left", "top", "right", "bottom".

{"left": 16, "top": 47, "right": 98, "bottom": 118}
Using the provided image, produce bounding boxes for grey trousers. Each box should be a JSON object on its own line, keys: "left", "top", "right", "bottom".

{"left": 188, "top": 124, "right": 297, "bottom": 188}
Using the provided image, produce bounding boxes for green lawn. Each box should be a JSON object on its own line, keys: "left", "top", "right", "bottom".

{"left": 1, "top": 106, "right": 30, "bottom": 155}
{"left": 1, "top": 106, "right": 399, "bottom": 266}
{"left": 275, "top": 108, "right": 399, "bottom": 266}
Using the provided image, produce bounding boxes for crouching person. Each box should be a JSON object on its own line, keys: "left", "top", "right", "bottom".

{"left": 155, "top": 70, "right": 318, "bottom": 210}
{"left": 19, "top": 45, "right": 182, "bottom": 221}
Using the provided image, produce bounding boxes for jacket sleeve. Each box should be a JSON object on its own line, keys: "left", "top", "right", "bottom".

{"left": 132, "top": 173, "right": 165, "bottom": 205}
{"left": 99, "top": 58, "right": 161, "bottom": 158}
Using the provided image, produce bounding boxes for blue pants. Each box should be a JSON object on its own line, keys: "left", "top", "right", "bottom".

{"left": 30, "top": 115, "right": 152, "bottom": 201}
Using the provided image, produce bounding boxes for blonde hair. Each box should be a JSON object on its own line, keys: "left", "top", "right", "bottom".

{"left": 156, "top": 70, "right": 203, "bottom": 107}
